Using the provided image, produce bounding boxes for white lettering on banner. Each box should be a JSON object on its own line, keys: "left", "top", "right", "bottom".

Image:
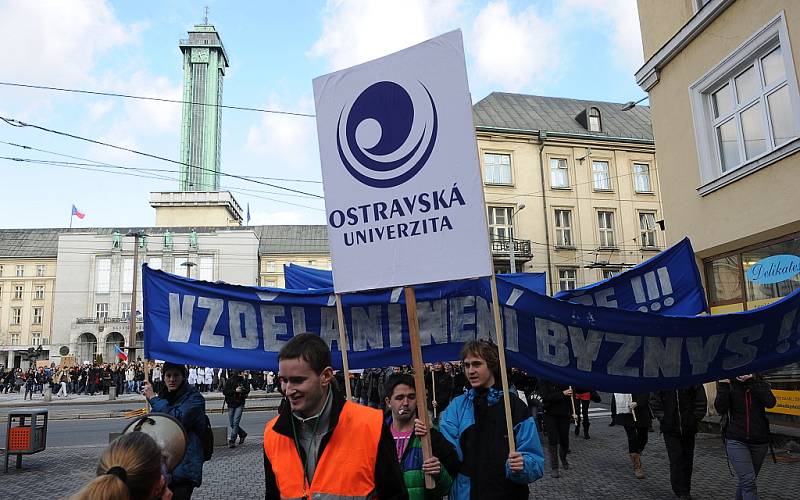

{"left": 686, "top": 334, "right": 725, "bottom": 375}
{"left": 569, "top": 327, "right": 604, "bottom": 372}
{"left": 389, "top": 304, "right": 403, "bottom": 348}
{"left": 351, "top": 305, "right": 384, "bottom": 351}
{"left": 291, "top": 307, "right": 307, "bottom": 342}
{"left": 643, "top": 337, "right": 682, "bottom": 377}
{"left": 320, "top": 307, "right": 342, "bottom": 351}
{"left": 504, "top": 308, "right": 519, "bottom": 352}
{"left": 723, "top": 325, "right": 763, "bottom": 370}
{"left": 261, "top": 305, "right": 288, "bottom": 352}
{"left": 198, "top": 297, "right": 225, "bottom": 347}
{"left": 605, "top": 333, "right": 642, "bottom": 377}
{"left": 419, "top": 300, "right": 448, "bottom": 346}
{"left": 535, "top": 318, "right": 570, "bottom": 367}
{"left": 450, "top": 296, "right": 476, "bottom": 343}
{"left": 168, "top": 293, "right": 195, "bottom": 343}
{"left": 228, "top": 301, "right": 259, "bottom": 350}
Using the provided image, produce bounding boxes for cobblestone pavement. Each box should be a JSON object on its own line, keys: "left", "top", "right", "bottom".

{"left": 3, "top": 413, "right": 799, "bottom": 499}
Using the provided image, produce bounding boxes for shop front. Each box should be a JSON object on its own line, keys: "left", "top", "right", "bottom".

{"left": 704, "top": 232, "right": 800, "bottom": 424}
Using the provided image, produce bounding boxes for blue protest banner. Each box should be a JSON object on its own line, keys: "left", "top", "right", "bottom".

{"left": 554, "top": 237, "right": 707, "bottom": 315}
{"left": 143, "top": 264, "right": 800, "bottom": 393}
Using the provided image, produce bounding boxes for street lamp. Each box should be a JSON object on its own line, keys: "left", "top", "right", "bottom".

{"left": 180, "top": 261, "right": 196, "bottom": 278}
{"left": 509, "top": 204, "right": 526, "bottom": 273}
{"left": 622, "top": 95, "right": 649, "bottom": 111}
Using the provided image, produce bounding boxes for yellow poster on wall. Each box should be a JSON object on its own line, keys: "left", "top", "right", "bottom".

{"left": 767, "top": 390, "right": 800, "bottom": 416}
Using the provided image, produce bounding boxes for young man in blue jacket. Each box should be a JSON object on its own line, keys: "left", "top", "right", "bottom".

{"left": 143, "top": 361, "right": 206, "bottom": 500}
{"left": 439, "top": 340, "right": 544, "bottom": 500}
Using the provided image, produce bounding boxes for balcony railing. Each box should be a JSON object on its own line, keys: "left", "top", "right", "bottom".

{"left": 490, "top": 238, "right": 533, "bottom": 259}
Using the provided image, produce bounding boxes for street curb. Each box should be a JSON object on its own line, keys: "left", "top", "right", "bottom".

{"left": 0, "top": 404, "right": 280, "bottom": 423}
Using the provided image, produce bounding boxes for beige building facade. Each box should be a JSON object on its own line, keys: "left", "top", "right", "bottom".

{"left": 257, "top": 226, "right": 331, "bottom": 288}
{"left": 474, "top": 93, "right": 663, "bottom": 295}
{"left": 636, "top": 0, "right": 800, "bottom": 414}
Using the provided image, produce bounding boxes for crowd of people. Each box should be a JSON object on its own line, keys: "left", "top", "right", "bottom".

{"left": 61, "top": 338, "right": 776, "bottom": 500}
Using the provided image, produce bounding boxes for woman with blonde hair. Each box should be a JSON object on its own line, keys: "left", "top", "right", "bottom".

{"left": 72, "top": 432, "right": 172, "bottom": 500}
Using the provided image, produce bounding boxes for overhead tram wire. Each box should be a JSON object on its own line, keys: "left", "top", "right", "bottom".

{"left": 0, "top": 117, "right": 324, "bottom": 199}
{"left": 0, "top": 81, "right": 316, "bottom": 118}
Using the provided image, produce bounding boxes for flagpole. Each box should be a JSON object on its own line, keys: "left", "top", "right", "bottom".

{"left": 69, "top": 213, "right": 73, "bottom": 229}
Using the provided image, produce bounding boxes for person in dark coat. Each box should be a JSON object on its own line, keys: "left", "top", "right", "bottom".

{"left": 714, "top": 374, "right": 776, "bottom": 500}
{"left": 223, "top": 369, "right": 250, "bottom": 448}
{"left": 651, "top": 386, "right": 707, "bottom": 499}
{"left": 539, "top": 380, "right": 573, "bottom": 478}
{"left": 614, "top": 392, "right": 651, "bottom": 479}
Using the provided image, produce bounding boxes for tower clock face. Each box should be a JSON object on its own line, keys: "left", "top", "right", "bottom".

{"left": 192, "top": 48, "right": 210, "bottom": 63}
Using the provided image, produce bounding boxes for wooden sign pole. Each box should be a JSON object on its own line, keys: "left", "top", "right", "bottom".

{"left": 489, "top": 274, "right": 516, "bottom": 453}
{"left": 404, "top": 286, "right": 436, "bottom": 490}
{"left": 334, "top": 293, "right": 353, "bottom": 400}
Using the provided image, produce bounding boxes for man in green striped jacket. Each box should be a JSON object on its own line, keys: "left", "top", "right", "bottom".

{"left": 384, "top": 374, "right": 460, "bottom": 500}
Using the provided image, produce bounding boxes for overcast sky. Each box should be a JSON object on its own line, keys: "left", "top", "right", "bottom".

{"left": 0, "top": 0, "right": 645, "bottom": 229}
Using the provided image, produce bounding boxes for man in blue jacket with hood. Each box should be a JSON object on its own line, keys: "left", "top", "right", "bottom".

{"left": 143, "top": 361, "right": 206, "bottom": 500}
{"left": 439, "top": 340, "right": 544, "bottom": 500}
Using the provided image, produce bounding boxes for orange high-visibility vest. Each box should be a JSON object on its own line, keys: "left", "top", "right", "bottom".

{"left": 263, "top": 401, "right": 383, "bottom": 499}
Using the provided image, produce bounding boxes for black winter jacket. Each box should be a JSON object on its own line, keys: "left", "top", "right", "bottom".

{"left": 714, "top": 378, "right": 776, "bottom": 444}
{"left": 223, "top": 375, "right": 250, "bottom": 408}
{"left": 650, "top": 386, "right": 707, "bottom": 435}
{"left": 539, "top": 380, "right": 572, "bottom": 417}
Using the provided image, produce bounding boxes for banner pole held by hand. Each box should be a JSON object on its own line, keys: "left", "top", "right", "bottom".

{"left": 490, "top": 274, "right": 516, "bottom": 453}
{"left": 334, "top": 293, "right": 353, "bottom": 400}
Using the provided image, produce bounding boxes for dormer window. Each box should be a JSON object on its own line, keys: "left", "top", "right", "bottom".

{"left": 588, "top": 107, "right": 602, "bottom": 132}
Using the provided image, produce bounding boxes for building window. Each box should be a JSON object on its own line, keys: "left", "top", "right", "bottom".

{"left": 10, "top": 333, "right": 19, "bottom": 346}
{"left": 483, "top": 152, "right": 512, "bottom": 185}
{"left": 639, "top": 212, "right": 658, "bottom": 248}
{"left": 122, "top": 258, "right": 134, "bottom": 293}
{"left": 34, "top": 285, "right": 45, "bottom": 300}
{"left": 558, "top": 268, "right": 577, "bottom": 291}
{"left": 121, "top": 302, "right": 131, "bottom": 320}
{"left": 32, "top": 332, "right": 42, "bottom": 346}
{"left": 633, "top": 163, "right": 652, "bottom": 192}
{"left": 488, "top": 206, "right": 514, "bottom": 241}
{"left": 266, "top": 280, "right": 277, "bottom": 288}
{"left": 36, "top": 264, "right": 46, "bottom": 277}
{"left": 690, "top": 14, "right": 800, "bottom": 192}
{"left": 602, "top": 269, "right": 620, "bottom": 280}
{"left": 199, "top": 256, "right": 214, "bottom": 281}
{"left": 32, "top": 307, "right": 43, "bottom": 325}
{"left": 12, "top": 307, "right": 22, "bottom": 325}
{"left": 550, "top": 158, "right": 569, "bottom": 188}
{"left": 15, "top": 265, "right": 24, "bottom": 277}
{"left": 266, "top": 261, "right": 276, "bottom": 272}
{"left": 592, "top": 161, "right": 611, "bottom": 190}
{"left": 554, "top": 209, "right": 573, "bottom": 247}
{"left": 95, "top": 258, "right": 111, "bottom": 293}
{"left": 588, "top": 107, "right": 602, "bottom": 132}
{"left": 149, "top": 257, "right": 162, "bottom": 271}
{"left": 597, "top": 211, "right": 616, "bottom": 248}
{"left": 0, "top": 264, "right": 3, "bottom": 276}
{"left": 96, "top": 302, "right": 109, "bottom": 321}
{"left": 14, "top": 284, "right": 23, "bottom": 300}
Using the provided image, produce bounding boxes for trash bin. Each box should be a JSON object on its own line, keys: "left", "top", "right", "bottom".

{"left": 4, "top": 408, "right": 48, "bottom": 472}
{"left": 108, "top": 386, "right": 117, "bottom": 401}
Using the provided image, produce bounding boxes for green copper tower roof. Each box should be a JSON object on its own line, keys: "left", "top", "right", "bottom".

{"left": 179, "top": 23, "right": 228, "bottom": 191}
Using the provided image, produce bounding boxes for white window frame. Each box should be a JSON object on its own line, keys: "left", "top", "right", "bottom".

{"left": 690, "top": 12, "right": 800, "bottom": 195}
{"left": 32, "top": 332, "right": 41, "bottom": 346}
{"left": 601, "top": 268, "right": 620, "bottom": 280}
{"left": 10, "top": 333, "right": 19, "bottom": 346}
{"left": 198, "top": 256, "right": 214, "bottom": 282}
{"left": 12, "top": 307, "right": 22, "bottom": 325}
{"left": 558, "top": 268, "right": 577, "bottom": 291}
{"left": 597, "top": 210, "right": 616, "bottom": 248}
{"left": 15, "top": 265, "right": 24, "bottom": 277}
{"left": 482, "top": 152, "right": 513, "bottom": 185}
{"left": 554, "top": 209, "right": 574, "bottom": 247}
{"left": 13, "top": 284, "right": 23, "bottom": 300}
{"left": 122, "top": 257, "right": 134, "bottom": 294}
{"left": 32, "top": 307, "right": 43, "bottom": 325}
{"left": 95, "top": 257, "right": 111, "bottom": 294}
{"left": 632, "top": 163, "right": 653, "bottom": 193}
{"left": 487, "top": 206, "right": 515, "bottom": 241}
{"left": 36, "top": 264, "right": 46, "bottom": 277}
{"left": 96, "top": 302, "right": 109, "bottom": 321}
{"left": 588, "top": 107, "right": 602, "bottom": 132}
{"left": 592, "top": 160, "right": 612, "bottom": 191}
{"left": 549, "top": 158, "right": 570, "bottom": 189}
{"left": 34, "top": 285, "right": 45, "bottom": 300}
{"left": 121, "top": 302, "right": 132, "bottom": 320}
{"left": 639, "top": 212, "right": 658, "bottom": 249}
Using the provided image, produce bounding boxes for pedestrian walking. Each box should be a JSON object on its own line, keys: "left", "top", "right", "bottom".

{"left": 263, "top": 333, "right": 406, "bottom": 500}
{"left": 614, "top": 392, "right": 651, "bottom": 479}
{"left": 651, "top": 385, "right": 708, "bottom": 500}
{"left": 24, "top": 371, "right": 35, "bottom": 400}
{"left": 714, "top": 374, "right": 776, "bottom": 500}
{"left": 573, "top": 388, "right": 600, "bottom": 439}
{"left": 188, "top": 366, "right": 197, "bottom": 390}
{"left": 203, "top": 366, "right": 213, "bottom": 392}
{"left": 126, "top": 365, "right": 136, "bottom": 394}
{"left": 439, "top": 340, "right": 545, "bottom": 499}
{"left": 539, "top": 380, "right": 573, "bottom": 477}
{"left": 266, "top": 370, "right": 275, "bottom": 393}
{"left": 142, "top": 362, "right": 206, "bottom": 499}
{"left": 223, "top": 370, "right": 250, "bottom": 448}
{"left": 384, "top": 373, "right": 459, "bottom": 499}
{"left": 57, "top": 367, "right": 70, "bottom": 397}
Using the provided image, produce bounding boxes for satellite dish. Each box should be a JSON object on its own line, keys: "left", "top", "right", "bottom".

{"left": 59, "top": 346, "right": 70, "bottom": 356}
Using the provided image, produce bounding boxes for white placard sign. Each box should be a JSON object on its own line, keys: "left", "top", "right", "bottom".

{"left": 313, "top": 30, "right": 492, "bottom": 293}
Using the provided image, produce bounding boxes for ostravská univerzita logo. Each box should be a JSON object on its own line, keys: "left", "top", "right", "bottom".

{"left": 337, "top": 80, "right": 438, "bottom": 188}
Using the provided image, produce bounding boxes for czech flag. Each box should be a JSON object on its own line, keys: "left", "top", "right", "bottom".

{"left": 71, "top": 204, "right": 85, "bottom": 219}
{"left": 114, "top": 345, "right": 128, "bottom": 362}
